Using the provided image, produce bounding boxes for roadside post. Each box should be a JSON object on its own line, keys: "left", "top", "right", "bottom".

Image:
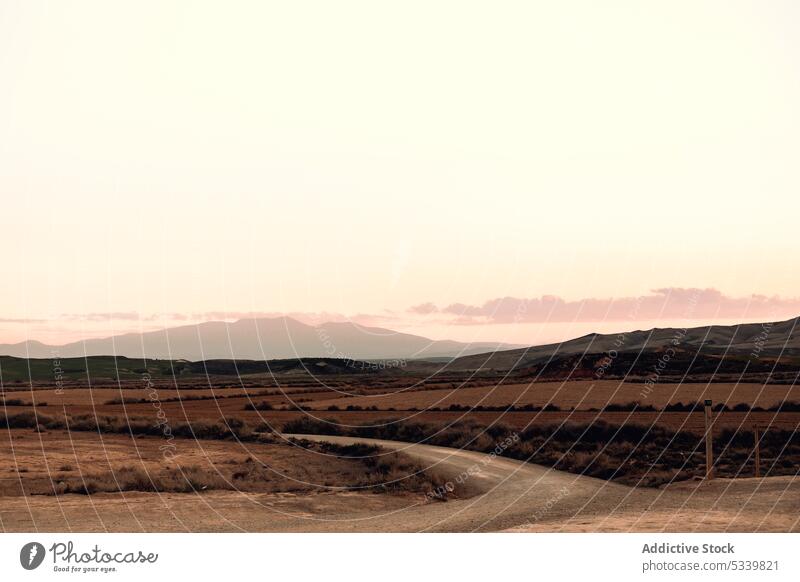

{"left": 754, "top": 424, "right": 761, "bottom": 478}
{"left": 704, "top": 399, "right": 714, "bottom": 480}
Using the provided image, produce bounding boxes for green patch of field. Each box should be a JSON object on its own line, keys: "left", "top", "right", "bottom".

{"left": 0, "top": 355, "right": 174, "bottom": 383}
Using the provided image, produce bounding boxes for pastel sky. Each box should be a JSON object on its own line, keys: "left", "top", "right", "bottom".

{"left": 1, "top": 1, "right": 798, "bottom": 346}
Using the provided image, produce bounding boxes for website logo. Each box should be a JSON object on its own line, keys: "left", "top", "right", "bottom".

{"left": 20, "top": 542, "right": 46, "bottom": 570}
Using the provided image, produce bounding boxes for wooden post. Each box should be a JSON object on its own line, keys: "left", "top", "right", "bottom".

{"left": 704, "top": 399, "right": 714, "bottom": 480}
{"left": 754, "top": 424, "right": 761, "bottom": 478}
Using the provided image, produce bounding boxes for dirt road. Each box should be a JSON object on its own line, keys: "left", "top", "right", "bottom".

{"left": 288, "top": 435, "right": 800, "bottom": 532}
{"left": 1, "top": 434, "right": 796, "bottom": 532}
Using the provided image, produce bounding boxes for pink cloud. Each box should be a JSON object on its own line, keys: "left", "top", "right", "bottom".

{"left": 408, "top": 302, "right": 439, "bottom": 315}
{"left": 435, "top": 288, "right": 800, "bottom": 324}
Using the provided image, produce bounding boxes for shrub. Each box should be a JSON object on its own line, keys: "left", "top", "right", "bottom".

{"left": 769, "top": 401, "right": 800, "bottom": 412}
{"left": 1, "top": 411, "right": 63, "bottom": 430}
{"left": 664, "top": 401, "right": 700, "bottom": 412}
{"left": 61, "top": 466, "right": 232, "bottom": 495}
{"left": 602, "top": 401, "right": 656, "bottom": 412}
{"left": 243, "top": 401, "right": 274, "bottom": 411}
{"left": 283, "top": 417, "right": 342, "bottom": 436}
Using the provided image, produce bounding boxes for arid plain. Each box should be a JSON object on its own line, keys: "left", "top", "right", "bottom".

{"left": 2, "top": 361, "right": 798, "bottom": 532}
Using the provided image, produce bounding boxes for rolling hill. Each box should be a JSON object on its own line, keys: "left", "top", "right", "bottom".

{"left": 447, "top": 316, "right": 800, "bottom": 376}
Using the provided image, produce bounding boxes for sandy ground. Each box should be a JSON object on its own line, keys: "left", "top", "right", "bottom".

{"left": 1, "top": 434, "right": 796, "bottom": 532}
{"left": 506, "top": 476, "right": 800, "bottom": 532}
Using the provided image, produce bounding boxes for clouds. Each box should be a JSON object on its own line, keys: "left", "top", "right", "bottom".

{"left": 5, "top": 288, "right": 799, "bottom": 345}
{"left": 409, "top": 288, "right": 800, "bottom": 325}
{"left": 408, "top": 302, "right": 438, "bottom": 315}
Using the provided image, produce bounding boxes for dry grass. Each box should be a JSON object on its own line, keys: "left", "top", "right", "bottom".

{"left": 40, "top": 445, "right": 456, "bottom": 497}
{"left": 0, "top": 424, "right": 459, "bottom": 499}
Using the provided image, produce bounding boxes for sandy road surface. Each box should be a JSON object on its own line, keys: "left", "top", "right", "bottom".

{"left": 1, "top": 435, "right": 797, "bottom": 532}
{"left": 290, "top": 435, "right": 800, "bottom": 533}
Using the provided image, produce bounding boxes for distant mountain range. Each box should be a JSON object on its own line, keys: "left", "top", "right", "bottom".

{"left": 0, "top": 317, "right": 520, "bottom": 361}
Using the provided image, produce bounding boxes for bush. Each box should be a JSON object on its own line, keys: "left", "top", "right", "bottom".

{"left": 60, "top": 465, "right": 232, "bottom": 495}
{"left": 664, "top": 401, "right": 700, "bottom": 412}
{"left": 243, "top": 401, "right": 274, "bottom": 411}
{"left": 602, "top": 401, "right": 656, "bottom": 412}
{"left": 0, "top": 411, "right": 256, "bottom": 443}
{"left": 1, "top": 411, "right": 63, "bottom": 430}
{"left": 283, "top": 417, "right": 342, "bottom": 436}
{"left": 769, "top": 401, "right": 800, "bottom": 412}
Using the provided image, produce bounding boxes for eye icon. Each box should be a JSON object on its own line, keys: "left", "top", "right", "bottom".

{"left": 20, "top": 542, "right": 46, "bottom": 570}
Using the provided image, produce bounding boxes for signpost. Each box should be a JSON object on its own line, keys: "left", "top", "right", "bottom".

{"left": 754, "top": 424, "right": 761, "bottom": 478}
{"left": 704, "top": 399, "right": 714, "bottom": 480}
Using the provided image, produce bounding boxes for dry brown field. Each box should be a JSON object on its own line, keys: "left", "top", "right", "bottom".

{"left": 305, "top": 380, "right": 800, "bottom": 411}
{"left": 5, "top": 378, "right": 797, "bottom": 435}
